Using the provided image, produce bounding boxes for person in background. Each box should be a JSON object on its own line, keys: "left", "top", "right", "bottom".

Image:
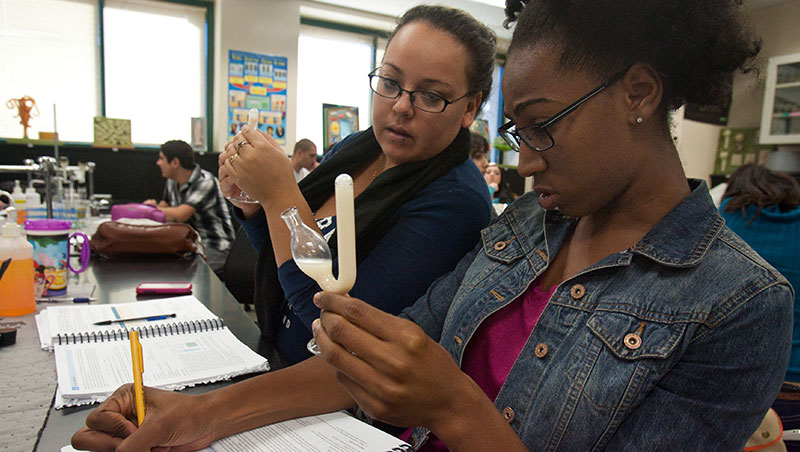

{"left": 484, "top": 162, "right": 501, "bottom": 202}
{"left": 484, "top": 162, "right": 519, "bottom": 206}
{"left": 720, "top": 163, "right": 800, "bottom": 448}
{"left": 145, "top": 140, "right": 235, "bottom": 274}
{"left": 469, "top": 132, "right": 489, "bottom": 175}
{"left": 291, "top": 138, "right": 318, "bottom": 182}
{"left": 72, "top": 1, "right": 791, "bottom": 451}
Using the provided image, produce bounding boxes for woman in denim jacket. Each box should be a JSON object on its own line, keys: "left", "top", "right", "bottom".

{"left": 72, "top": 1, "right": 793, "bottom": 451}
{"left": 310, "top": 1, "right": 794, "bottom": 451}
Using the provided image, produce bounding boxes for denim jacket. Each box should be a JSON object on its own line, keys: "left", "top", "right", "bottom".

{"left": 403, "top": 179, "right": 793, "bottom": 451}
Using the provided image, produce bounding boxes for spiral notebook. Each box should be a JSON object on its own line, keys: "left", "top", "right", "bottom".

{"left": 35, "top": 295, "right": 224, "bottom": 350}
{"left": 38, "top": 296, "right": 270, "bottom": 409}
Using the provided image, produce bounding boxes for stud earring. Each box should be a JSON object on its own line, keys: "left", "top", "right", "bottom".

{"left": 635, "top": 116, "right": 644, "bottom": 124}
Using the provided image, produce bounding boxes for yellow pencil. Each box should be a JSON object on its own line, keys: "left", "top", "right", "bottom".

{"left": 129, "top": 331, "right": 146, "bottom": 427}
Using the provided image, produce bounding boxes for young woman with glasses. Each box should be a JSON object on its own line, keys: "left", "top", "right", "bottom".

{"left": 215, "top": 6, "right": 496, "bottom": 366}
{"left": 73, "top": 2, "right": 792, "bottom": 451}
{"left": 309, "top": 0, "right": 791, "bottom": 450}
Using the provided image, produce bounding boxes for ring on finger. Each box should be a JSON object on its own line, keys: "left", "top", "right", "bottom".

{"left": 228, "top": 152, "right": 240, "bottom": 164}
{"left": 236, "top": 140, "right": 248, "bottom": 151}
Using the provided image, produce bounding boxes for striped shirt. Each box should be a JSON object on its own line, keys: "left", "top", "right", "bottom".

{"left": 163, "top": 165, "right": 235, "bottom": 251}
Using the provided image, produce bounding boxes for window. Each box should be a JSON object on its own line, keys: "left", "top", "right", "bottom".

{"left": 297, "top": 25, "right": 379, "bottom": 153}
{"left": 0, "top": 0, "right": 98, "bottom": 142}
{"left": 104, "top": 0, "right": 207, "bottom": 145}
{"left": 0, "top": 0, "right": 211, "bottom": 147}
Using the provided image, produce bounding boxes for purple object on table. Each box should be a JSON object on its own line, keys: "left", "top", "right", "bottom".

{"left": 24, "top": 219, "right": 91, "bottom": 297}
{"left": 110, "top": 203, "right": 166, "bottom": 223}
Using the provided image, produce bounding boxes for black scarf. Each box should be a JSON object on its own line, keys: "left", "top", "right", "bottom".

{"left": 254, "top": 126, "right": 470, "bottom": 344}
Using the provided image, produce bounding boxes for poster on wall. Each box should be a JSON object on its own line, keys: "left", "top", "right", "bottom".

{"left": 228, "top": 50, "right": 288, "bottom": 145}
{"left": 322, "top": 104, "right": 359, "bottom": 151}
{"left": 93, "top": 117, "right": 132, "bottom": 148}
{"left": 714, "top": 127, "right": 773, "bottom": 176}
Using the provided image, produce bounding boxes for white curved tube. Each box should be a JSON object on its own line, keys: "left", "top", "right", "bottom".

{"left": 327, "top": 174, "right": 356, "bottom": 293}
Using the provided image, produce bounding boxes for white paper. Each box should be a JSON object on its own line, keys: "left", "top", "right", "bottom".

{"left": 201, "top": 412, "right": 410, "bottom": 452}
{"left": 61, "top": 412, "right": 409, "bottom": 452}
{"left": 54, "top": 328, "right": 268, "bottom": 401}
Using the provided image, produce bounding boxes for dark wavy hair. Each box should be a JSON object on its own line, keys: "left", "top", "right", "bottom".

{"left": 388, "top": 5, "right": 496, "bottom": 111}
{"left": 160, "top": 140, "right": 195, "bottom": 170}
{"left": 469, "top": 132, "right": 489, "bottom": 159}
{"left": 722, "top": 164, "right": 800, "bottom": 223}
{"left": 503, "top": 0, "right": 761, "bottom": 113}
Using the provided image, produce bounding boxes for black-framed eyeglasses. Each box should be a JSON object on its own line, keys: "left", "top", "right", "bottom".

{"left": 498, "top": 67, "right": 630, "bottom": 152}
{"left": 368, "top": 68, "right": 471, "bottom": 114}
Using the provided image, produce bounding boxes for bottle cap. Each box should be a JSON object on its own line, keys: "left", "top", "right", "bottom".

{"left": 0, "top": 328, "right": 17, "bottom": 347}
{"left": 1, "top": 208, "right": 20, "bottom": 237}
{"left": 23, "top": 219, "right": 71, "bottom": 231}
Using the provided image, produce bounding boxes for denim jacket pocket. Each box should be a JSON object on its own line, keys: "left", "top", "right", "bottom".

{"left": 481, "top": 222, "right": 525, "bottom": 265}
{"left": 587, "top": 310, "right": 685, "bottom": 360}
{"left": 550, "top": 310, "right": 688, "bottom": 449}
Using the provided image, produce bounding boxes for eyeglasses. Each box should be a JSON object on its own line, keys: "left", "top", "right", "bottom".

{"left": 368, "top": 68, "right": 471, "bottom": 114}
{"left": 498, "top": 67, "right": 630, "bottom": 152}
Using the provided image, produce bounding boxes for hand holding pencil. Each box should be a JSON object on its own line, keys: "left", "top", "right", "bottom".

{"left": 72, "top": 333, "right": 217, "bottom": 451}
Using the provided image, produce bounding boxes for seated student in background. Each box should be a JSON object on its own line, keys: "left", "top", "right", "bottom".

{"left": 72, "top": 1, "right": 792, "bottom": 451}
{"left": 145, "top": 139, "right": 235, "bottom": 274}
{"left": 469, "top": 132, "right": 489, "bottom": 175}
{"left": 720, "top": 163, "right": 800, "bottom": 440}
{"left": 291, "top": 138, "right": 318, "bottom": 182}
{"left": 215, "top": 5, "right": 494, "bottom": 365}
{"left": 484, "top": 162, "right": 519, "bottom": 208}
{"left": 484, "top": 162, "right": 501, "bottom": 202}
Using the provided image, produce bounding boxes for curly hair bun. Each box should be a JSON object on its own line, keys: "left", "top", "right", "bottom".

{"left": 504, "top": 0, "right": 761, "bottom": 111}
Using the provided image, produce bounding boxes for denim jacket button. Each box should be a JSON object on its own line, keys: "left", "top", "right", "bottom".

{"left": 534, "top": 342, "right": 549, "bottom": 358}
{"left": 493, "top": 241, "right": 507, "bottom": 251}
{"left": 502, "top": 406, "right": 515, "bottom": 422}
{"left": 624, "top": 333, "right": 642, "bottom": 350}
{"left": 570, "top": 284, "right": 586, "bottom": 299}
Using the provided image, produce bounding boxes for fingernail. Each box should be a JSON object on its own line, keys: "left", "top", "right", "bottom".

{"left": 312, "top": 318, "right": 320, "bottom": 331}
{"left": 313, "top": 292, "right": 322, "bottom": 306}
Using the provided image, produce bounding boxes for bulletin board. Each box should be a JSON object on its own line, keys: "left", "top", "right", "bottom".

{"left": 323, "top": 104, "right": 359, "bottom": 149}
{"left": 714, "top": 127, "right": 773, "bottom": 176}
{"left": 228, "top": 50, "right": 288, "bottom": 145}
{"left": 93, "top": 117, "right": 132, "bottom": 149}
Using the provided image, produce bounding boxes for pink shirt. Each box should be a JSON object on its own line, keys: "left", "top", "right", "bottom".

{"left": 401, "top": 280, "right": 555, "bottom": 451}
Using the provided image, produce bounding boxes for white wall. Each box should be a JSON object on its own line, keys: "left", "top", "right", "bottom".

{"left": 212, "top": 0, "right": 301, "bottom": 155}
{"left": 672, "top": 107, "right": 723, "bottom": 183}
{"left": 729, "top": 0, "right": 800, "bottom": 128}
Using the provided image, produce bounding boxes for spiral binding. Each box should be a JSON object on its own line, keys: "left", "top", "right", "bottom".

{"left": 55, "top": 317, "right": 225, "bottom": 345}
